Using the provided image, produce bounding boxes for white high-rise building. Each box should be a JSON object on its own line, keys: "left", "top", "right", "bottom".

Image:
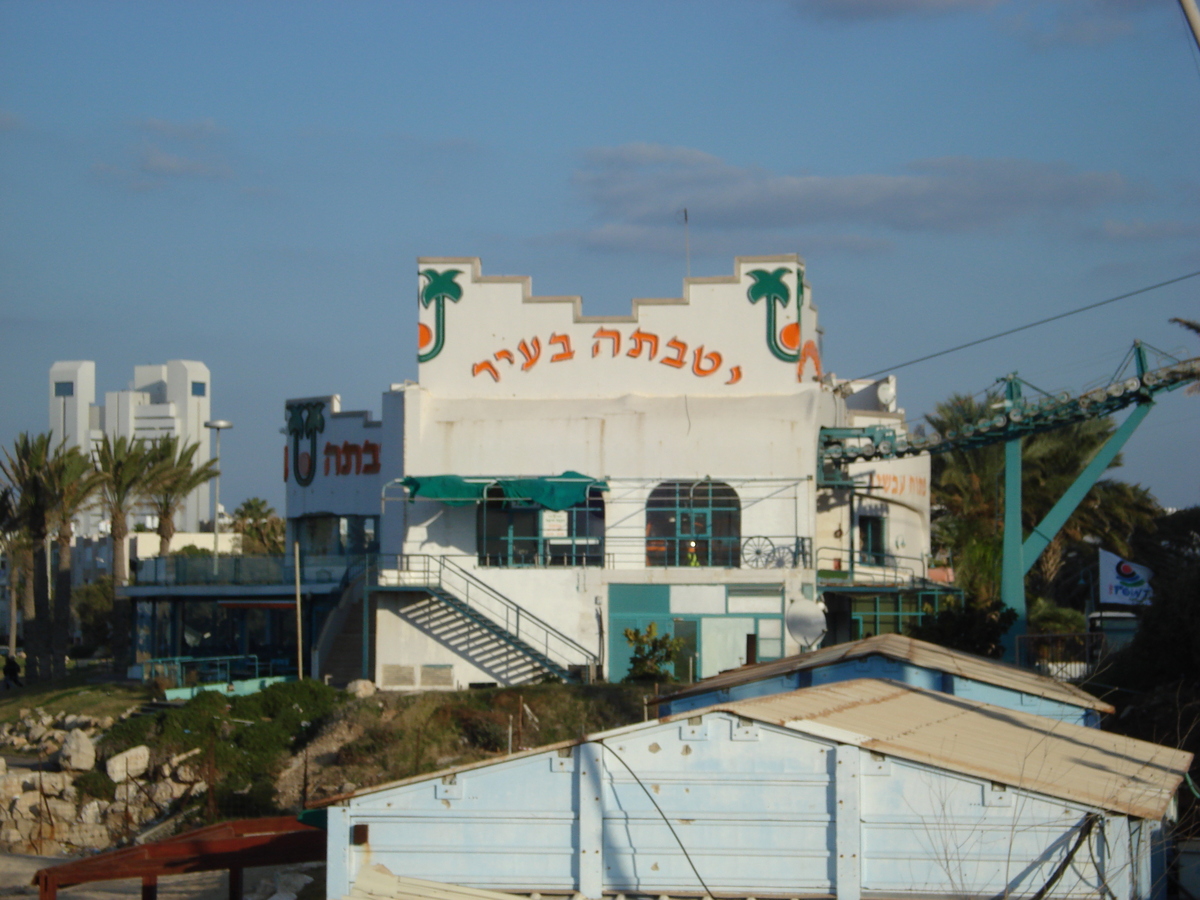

{"left": 48, "top": 360, "right": 213, "bottom": 534}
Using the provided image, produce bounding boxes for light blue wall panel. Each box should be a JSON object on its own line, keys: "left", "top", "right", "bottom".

{"left": 948, "top": 675, "right": 1097, "bottom": 727}
{"left": 812, "top": 656, "right": 944, "bottom": 691}
{"left": 660, "top": 672, "right": 806, "bottom": 715}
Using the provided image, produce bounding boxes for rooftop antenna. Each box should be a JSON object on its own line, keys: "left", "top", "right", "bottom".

{"left": 683, "top": 207, "right": 691, "bottom": 281}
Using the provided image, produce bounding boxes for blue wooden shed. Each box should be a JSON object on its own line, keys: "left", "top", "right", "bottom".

{"left": 324, "top": 678, "right": 1187, "bottom": 900}
{"left": 654, "top": 633, "right": 1113, "bottom": 726}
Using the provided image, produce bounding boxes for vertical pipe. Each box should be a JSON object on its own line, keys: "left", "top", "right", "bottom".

{"left": 294, "top": 541, "right": 303, "bottom": 680}
{"left": 1001, "top": 435, "right": 1025, "bottom": 663}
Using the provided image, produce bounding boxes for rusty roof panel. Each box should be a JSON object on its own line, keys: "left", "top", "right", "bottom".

{"left": 690, "top": 679, "right": 1188, "bottom": 820}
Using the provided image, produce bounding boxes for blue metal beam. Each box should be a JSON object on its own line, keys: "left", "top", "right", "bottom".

{"left": 1021, "top": 402, "right": 1153, "bottom": 573}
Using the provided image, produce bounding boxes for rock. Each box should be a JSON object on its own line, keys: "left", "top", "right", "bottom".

{"left": 98, "top": 716, "right": 114, "bottom": 730}
{"left": 106, "top": 745, "right": 150, "bottom": 783}
{"left": 39, "top": 798, "right": 75, "bottom": 822}
{"left": 339, "top": 781, "right": 357, "bottom": 794}
{"left": 149, "top": 780, "right": 185, "bottom": 807}
{"left": 114, "top": 781, "right": 147, "bottom": 805}
{"left": 60, "top": 729, "right": 96, "bottom": 772}
{"left": 78, "top": 799, "right": 105, "bottom": 825}
{"left": 186, "top": 780, "right": 207, "bottom": 798}
{"left": 0, "top": 756, "right": 6, "bottom": 776}
{"left": 169, "top": 747, "right": 201, "bottom": 767}
{"left": 346, "top": 679, "right": 376, "bottom": 698}
{"left": 28, "top": 723, "right": 48, "bottom": 743}
{"left": 11, "top": 791, "right": 41, "bottom": 818}
{"left": 67, "top": 822, "right": 109, "bottom": 849}
{"left": 174, "top": 764, "right": 199, "bottom": 784}
{"left": 29, "top": 773, "right": 68, "bottom": 797}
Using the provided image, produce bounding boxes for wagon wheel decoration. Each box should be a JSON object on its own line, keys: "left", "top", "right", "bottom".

{"left": 771, "top": 544, "right": 797, "bottom": 568}
{"left": 742, "top": 536, "right": 776, "bottom": 568}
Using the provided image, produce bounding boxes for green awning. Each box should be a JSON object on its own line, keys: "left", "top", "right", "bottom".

{"left": 400, "top": 471, "right": 607, "bottom": 511}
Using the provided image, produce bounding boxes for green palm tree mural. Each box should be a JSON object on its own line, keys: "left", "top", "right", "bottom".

{"left": 747, "top": 268, "right": 799, "bottom": 363}
{"left": 418, "top": 268, "right": 463, "bottom": 363}
{"left": 286, "top": 401, "right": 325, "bottom": 487}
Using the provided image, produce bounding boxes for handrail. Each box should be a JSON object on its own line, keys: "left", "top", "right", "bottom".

{"left": 310, "top": 563, "right": 369, "bottom": 679}
{"left": 814, "top": 545, "right": 929, "bottom": 586}
{"left": 375, "top": 554, "right": 598, "bottom": 671}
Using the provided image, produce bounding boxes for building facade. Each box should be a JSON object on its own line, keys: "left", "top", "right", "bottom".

{"left": 287, "top": 255, "right": 954, "bottom": 688}
{"left": 49, "top": 359, "right": 213, "bottom": 534}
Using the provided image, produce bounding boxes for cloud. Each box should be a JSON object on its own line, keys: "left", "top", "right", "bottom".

{"left": 791, "top": 0, "right": 1000, "bottom": 21}
{"left": 138, "top": 144, "right": 231, "bottom": 179}
{"left": 572, "top": 143, "right": 1141, "bottom": 237}
{"left": 135, "top": 117, "right": 225, "bottom": 141}
{"left": 1085, "top": 218, "right": 1200, "bottom": 242}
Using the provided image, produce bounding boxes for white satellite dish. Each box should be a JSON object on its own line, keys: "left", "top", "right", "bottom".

{"left": 785, "top": 598, "right": 827, "bottom": 650}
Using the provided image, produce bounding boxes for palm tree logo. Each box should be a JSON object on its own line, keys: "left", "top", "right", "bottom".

{"left": 418, "top": 268, "right": 464, "bottom": 363}
{"left": 286, "top": 401, "right": 325, "bottom": 487}
{"left": 747, "top": 268, "right": 801, "bottom": 363}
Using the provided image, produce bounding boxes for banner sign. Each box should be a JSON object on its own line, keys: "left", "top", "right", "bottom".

{"left": 1098, "top": 549, "right": 1154, "bottom": 606}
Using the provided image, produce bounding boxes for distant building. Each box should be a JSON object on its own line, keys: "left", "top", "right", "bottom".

{"left": 48, "top": 359, "right": 213, "bottom": 535}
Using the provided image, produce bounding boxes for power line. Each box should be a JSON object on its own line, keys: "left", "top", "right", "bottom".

{"left": 853, "top": 269, "right": 1200, "bottom": 382}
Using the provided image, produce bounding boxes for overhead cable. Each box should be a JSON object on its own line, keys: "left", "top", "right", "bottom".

{"left": 854, "top": 269, "right": 1200, "bottom": 382}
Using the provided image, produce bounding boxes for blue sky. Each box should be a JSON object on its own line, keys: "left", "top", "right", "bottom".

{"left": 2, "top": 0, "right": 1198, "bottom": 515}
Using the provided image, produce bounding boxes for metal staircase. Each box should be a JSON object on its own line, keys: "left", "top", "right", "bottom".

{"left": 373, "top": 555, "right": 599, "bottom": 684}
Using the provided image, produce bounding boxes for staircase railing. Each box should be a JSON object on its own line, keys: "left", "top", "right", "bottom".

{"left": 310, "top": 561, "right": 369, "bottom": 680}
{"left": 374, "top": 554, "right": 599, "bottom": 675}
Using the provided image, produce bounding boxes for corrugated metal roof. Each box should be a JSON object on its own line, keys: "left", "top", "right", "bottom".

{"left": 654, "top": 633, "right": 1115, "bottom": 714}
{"left": 679, "top": 678, "right": 1189, "bottom": 820}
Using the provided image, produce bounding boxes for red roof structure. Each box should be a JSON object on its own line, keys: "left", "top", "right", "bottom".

{"left": 32, "top": 815, "right": 324, "bottom": 900}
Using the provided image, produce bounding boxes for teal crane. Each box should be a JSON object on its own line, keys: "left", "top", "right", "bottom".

{"left": 817, "top": 341, "right": 1199, "bottom": 661}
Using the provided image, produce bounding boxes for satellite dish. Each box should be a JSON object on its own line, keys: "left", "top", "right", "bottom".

{"left": 785, "top": 598, "right": 827, "bottom": 650}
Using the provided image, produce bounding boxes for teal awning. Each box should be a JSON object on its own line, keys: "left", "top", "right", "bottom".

{"left": 400, "top": 471, "right": 607, "bottom": 511}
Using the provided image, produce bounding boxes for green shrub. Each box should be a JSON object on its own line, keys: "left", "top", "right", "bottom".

{"left": 73, "top": 769, "right": 116, "bottom": 802}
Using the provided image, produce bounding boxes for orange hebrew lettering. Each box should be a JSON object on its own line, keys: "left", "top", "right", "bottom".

{"left": 362, "top": 440, "right": 381, "bottom": 475}
{"left": 660, "top": 338, "right": 687, "bottom": 368}
{"left": 726, "top": 366, "right": 743, "bottom": 385}
{"left": 591, "top": 328, "right": 621, "bottom": 357}
{"left": 549, "top": 333, "right": 575, "bottom": 362}
{"left": 518, "top": 337, "right": 542, "bottom": 371}
{"left": 494, "top": 349, "right": 515, "bottom": 365}
{"left": 692, "top": 347, "right": 723, "bottom": 376}
{"left": 472, "top": 360, "right": 501, "bottom": 382}
{"left": 323, "top": 442, "right": 342, "bottom": 476}
{"left": 627, "top": 329, "right": 659, "bottom": 359}
{"left": 341, "top": 441, "right": 362, "bottom": 475}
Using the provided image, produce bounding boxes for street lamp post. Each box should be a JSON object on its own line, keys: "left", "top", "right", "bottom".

{"left": 204, "top": 420, "right": 233, "bottom": 574}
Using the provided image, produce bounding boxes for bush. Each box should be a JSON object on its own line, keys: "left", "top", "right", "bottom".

{"left": 73, "top": 769, "right": 116, "bottom": 802}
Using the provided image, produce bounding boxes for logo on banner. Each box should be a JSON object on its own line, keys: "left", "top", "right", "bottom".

{"left": 1098, "top": 549, "right": 1154, "bottom": 606}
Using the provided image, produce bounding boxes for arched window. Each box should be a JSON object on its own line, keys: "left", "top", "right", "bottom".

{"left": 477, "top": 486, "right": 605, "bottom": 567}
{"left": 645, "top": 481, "right": 740, "bottom": 567}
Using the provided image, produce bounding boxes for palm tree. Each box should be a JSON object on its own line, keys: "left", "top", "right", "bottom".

{"left": 44, "top": 443, "right": 102, "bottom": 678}
{"left": 928, "top": 393, "right": 1158, "bottom": 616}
{"left": 0, "top": 486, "right": 19, "bottom": 659}
{"left": 233, "top": 497, "right": 285, "bottom": 555}
{"left": 146, "top": 436, "right": 218, "bottom": 557}
{"left": 93, "top": 434, "right": 158, "bottom": 668}
{"left": 1, "top": 433, "right": 55, "bottom": 681}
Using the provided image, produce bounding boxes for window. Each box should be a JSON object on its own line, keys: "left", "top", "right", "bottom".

{"left": 54, "top": 381, "right": 74, "bottom": 398}
{"left": 646, "top": 481, "right": 740, "bottom": 567}
{"left": 191, "top": 381, "right": 207, "bottom": 397}
{"left": 295, "top": 514, "right": 379, "bottom": 556}
{"left": 858, "top": 514, "right": 886, "bottom": 566}
{"left": 477, "top": 487, "right": 604, "bottom": 567}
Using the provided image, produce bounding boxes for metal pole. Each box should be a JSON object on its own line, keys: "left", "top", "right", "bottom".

{"left": 294, "top": 541, "right": 303, "bottom": 680}
{"left": 212, "top": 429, "right": 221, "bottom": 569}
{"left": 1000, "top": 378, "right": 1025, "bottom": 662}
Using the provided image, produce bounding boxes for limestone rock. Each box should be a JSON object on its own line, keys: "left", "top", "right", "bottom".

{"left": 11, "top": 791, "right": 41, "bottom": 818}
{"left": 78, "top": 799, "right": 105, "bottom": 825}
{"left": 28, "top": 723, "right": 48, "bottom": 743}
{"left": 106, "top": 745, "right": 150, "bottom": 783}
{"left": 114, "top": 781, "right": 147, "bottom": 805}
{"left": 40, "top": 797, "right": 75, "bottom": 822}
{"left": 0, "top": 756, "right": 6, "bottom": 776}
{"left": 67, "top": 822, "right": 109, "bottom": 849}
{"left": 60, "top": 728, "right": 96, "bottom": 772}
{"left": 346, "top": 678, "right": 376, "bottom": 698}
{"left": 174, "top": 764, "right": 199, "bottom": 784}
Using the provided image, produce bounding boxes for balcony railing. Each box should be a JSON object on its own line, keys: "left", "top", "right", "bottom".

{"left": 132, "top": 554, "right": 359, "bottom": 587}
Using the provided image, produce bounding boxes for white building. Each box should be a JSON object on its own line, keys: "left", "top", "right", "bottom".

{"left": 290, "top": 255, "right": 955, "bottom": 688}
{"left": 49, "top": 359, "right": 213, "bottom": 534}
